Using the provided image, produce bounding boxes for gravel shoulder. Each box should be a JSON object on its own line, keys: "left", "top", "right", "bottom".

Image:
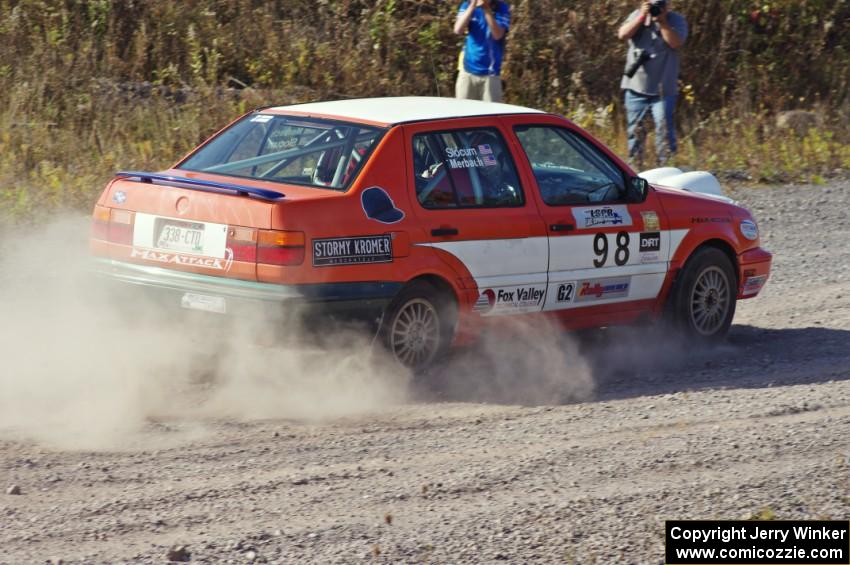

{"left": 1, "top": 181, "right": 849, "bottom": 564}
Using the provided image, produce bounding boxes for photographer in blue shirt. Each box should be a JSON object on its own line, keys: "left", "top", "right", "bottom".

{"left": 454, "top": 1, "right": 511, "bottom": 103}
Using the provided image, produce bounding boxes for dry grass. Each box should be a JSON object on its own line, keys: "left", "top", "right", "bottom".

{"left": 2, "top": 0, "right": 849, "bottom": 223}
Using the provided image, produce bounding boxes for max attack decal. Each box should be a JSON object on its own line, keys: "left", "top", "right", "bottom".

{"left": 312, "top": 235, "right": 393, "bottom": 267}
{"left": 572, "top": 206, "right": 633, "bottom": 229}
{"left": 474, "top": 286, "right": 546, "bottom": 314}
{"left": 576, "top": 277, "right": 631, "bottom": 301}
{"left": 131, "top": 248, "right": 232, "bottom": 270}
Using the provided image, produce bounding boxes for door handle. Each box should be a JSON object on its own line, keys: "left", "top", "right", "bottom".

{"left": 431, "top": 227, "right": 459, "bottom": 237}
{"left": 549, "top": 223, "right": 575, "bottom": 232}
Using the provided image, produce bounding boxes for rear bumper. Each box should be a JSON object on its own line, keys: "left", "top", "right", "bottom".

{"left": 737, "top": 247, "right": 772, "bottom": 299}
{"left": 92, "top": 258, "right": 401, "bottom": 320}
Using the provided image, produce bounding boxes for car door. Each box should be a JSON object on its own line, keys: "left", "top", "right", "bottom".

{"left": 403, "top": 119, "right": 549, "bottom": 316}
{"left": 506, "top": 120, "right": 686, "bottom": 314}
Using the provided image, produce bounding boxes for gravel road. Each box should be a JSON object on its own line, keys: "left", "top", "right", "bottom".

{"left": 1, "top": 181, "right": 849, "bottom": 564}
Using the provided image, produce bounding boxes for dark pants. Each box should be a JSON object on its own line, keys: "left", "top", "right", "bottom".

{"left": 624, "top": 89, "right": 677, "bottom": 167}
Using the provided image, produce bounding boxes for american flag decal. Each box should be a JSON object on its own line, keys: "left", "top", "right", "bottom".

{"left": 478, "top": 144, "right": 497, "bottom": 166}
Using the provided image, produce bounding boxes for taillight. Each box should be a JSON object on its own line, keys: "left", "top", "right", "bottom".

{"left": 91, "top": 205, "right": 133, "bottom": 245}
{"left": 109, "top": 209, "right": 133, "bottom": 245}
{"left": 92, "top": 205, "right": 110, "bottom": 240}
{"left": 257, "top": 230, "right": 305, "bottom": 266}
{"left": 226, "top": 226, "right": 257, "bottom": 262}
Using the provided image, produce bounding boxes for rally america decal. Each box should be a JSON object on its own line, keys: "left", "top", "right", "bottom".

{"left": 576, "top": 277, "right": 631, "bottom": 302}
{"left": 572, "top": 205, "right": 633, "bottom": 229}
{"left": 312, "top": 235, "right": 393, "bottom": 267}
{"left": 474, "top": 285, "right": 547, "bottom": 316}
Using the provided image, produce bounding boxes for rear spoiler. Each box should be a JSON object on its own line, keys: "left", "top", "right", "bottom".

{"left": 115, "top": 171, "right": 285, "bottom": 201}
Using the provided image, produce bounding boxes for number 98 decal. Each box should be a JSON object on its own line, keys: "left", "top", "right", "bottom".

{"left": 593, "top": 231, "right": 630, "bottom": 268}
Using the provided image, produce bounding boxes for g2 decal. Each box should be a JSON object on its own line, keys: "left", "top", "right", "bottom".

{"left": 556, "top": 282, "right": 576, "bottom": 303}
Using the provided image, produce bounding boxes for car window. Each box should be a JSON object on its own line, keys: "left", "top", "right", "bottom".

{"left": 179, "top": 115, "right": 384, "bottom": 190}
{"left": 412, "top": 127, "right": 523, "bottom": 209}
{"left": 514, "top": 125, "right": 626, "bottom": 206}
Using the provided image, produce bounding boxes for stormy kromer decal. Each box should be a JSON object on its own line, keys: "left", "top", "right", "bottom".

{"left": 312, "top": 235, "right": 393, "bottom": 267}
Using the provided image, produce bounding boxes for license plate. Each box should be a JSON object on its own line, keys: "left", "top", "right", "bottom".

{"left": 156, "top": 219, "right": 205, "bottom": 253}
{"left": 181, "top": 293, "right": 226, "bottom": 314}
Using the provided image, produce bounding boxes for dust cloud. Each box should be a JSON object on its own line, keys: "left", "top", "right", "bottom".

{"left": 0, "top": 214, "right": 614, "bottom": 452}
{"left": 433, "top": 316, "right": 596, "bottom": 405}
{"left": 0, "top": 215, "right": 409, "bottom": 450}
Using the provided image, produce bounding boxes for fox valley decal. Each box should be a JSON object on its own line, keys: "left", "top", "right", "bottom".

{"left": 312, "top": 235, "right": 393, "bottom": 267}
{"left": 572, "top": 205, "right": 633, "bottom": 229}
{"left": 474, "top": 285, "right": 547, "bottom": 315}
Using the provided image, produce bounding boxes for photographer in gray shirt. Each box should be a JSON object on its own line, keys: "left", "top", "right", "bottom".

{"left": 618, "top": 1, "right": 687, "bottom": 166}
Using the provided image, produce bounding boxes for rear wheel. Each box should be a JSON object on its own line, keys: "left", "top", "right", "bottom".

{"left": 668, "top": 247, "right": 737, "bottom": 340}
{"left": 381, "top": 281, "right": 455, "bottom": 373}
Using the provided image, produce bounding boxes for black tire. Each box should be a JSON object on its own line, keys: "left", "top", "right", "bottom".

{"left": 668, "top": 247, "right": 737, "bottom": 340}
{"left": 380, "top": 280, "right": 456, "bottom": 374}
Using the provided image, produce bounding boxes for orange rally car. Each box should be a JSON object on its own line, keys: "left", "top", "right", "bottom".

{"left": 90, "top": 97, "right": 772, "bottom": 372}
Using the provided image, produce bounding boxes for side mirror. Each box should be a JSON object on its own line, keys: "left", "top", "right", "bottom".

{"left": 627, "top": 176, "right": 649, "bottom": 203}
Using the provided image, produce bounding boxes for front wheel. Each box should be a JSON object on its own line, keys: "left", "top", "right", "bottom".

{"left": 668, "top": 247, "right": 737, "bottom": 340}
{"left": 381, "top": 281, "right": 455, "bottom": 373}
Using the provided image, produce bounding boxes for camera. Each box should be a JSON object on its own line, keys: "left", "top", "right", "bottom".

{"left": 649, "top": 0, "right": 667, "bottom": 17}
{"left": 624, "top": 48, "right": 651, "bottom": 78}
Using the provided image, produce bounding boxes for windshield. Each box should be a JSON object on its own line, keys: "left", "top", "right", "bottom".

{"left": 178, "top": 114, "right": 385, "bottom": 190}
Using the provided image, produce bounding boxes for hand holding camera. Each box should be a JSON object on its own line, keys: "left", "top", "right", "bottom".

{"left": 642, "top": 0, "right": 667, "bottom": 25}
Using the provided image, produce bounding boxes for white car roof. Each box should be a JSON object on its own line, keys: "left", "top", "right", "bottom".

{"left": 266, "top": 96, "right": 545, "bottom": 126}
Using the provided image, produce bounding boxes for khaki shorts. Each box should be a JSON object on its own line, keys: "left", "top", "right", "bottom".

{"left": 455, "top": 69, "right": 503, "bottom": 103}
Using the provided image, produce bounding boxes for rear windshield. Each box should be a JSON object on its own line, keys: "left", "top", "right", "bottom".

{"left": 178, "top": 114, "right": 385, "bottom": 190}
